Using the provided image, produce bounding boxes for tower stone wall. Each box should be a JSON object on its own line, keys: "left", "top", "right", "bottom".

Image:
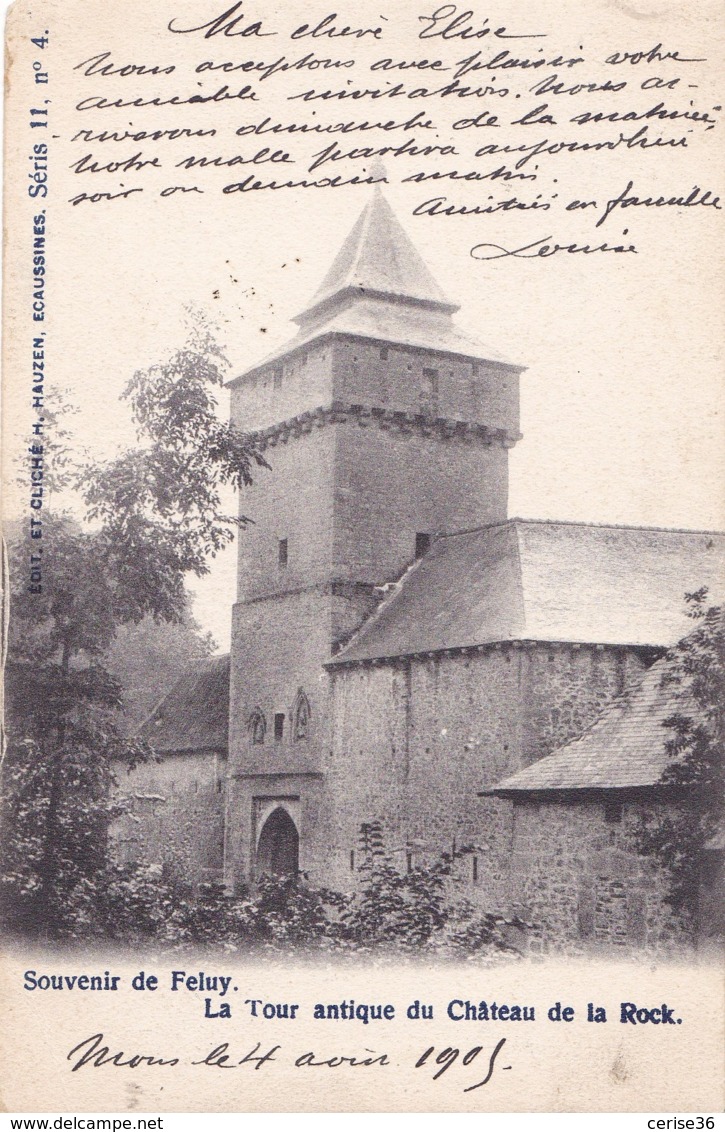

{"left": 224, "top": 188, "right": 523, "bottom": 890}
{"left": 230, "top": 340, "right": 334, "bottom": 433}
{"left": 331, "top": 419, "right": 510, "bottom": 586}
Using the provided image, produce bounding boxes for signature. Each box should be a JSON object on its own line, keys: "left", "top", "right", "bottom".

{"left": 471, "top": 234, "right": 638, "bottom": 259}
{"left": 66, "top": 1033, "right": 509, "bottom": 1091}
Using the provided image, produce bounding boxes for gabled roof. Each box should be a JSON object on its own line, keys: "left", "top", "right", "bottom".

{"left": 138, "top": 654, "right": 230, "bottom": 754}
{"left": 329, "top": 520, "right": 725, "bottom": 664}
{"left": 298, "top": 189, "right": 458, "bottom": 322}
{"left": 484, "top": 658, "right": 690, "bottom": 794}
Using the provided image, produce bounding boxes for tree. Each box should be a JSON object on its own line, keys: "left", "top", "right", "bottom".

{"left": 82, "top": 311, "right": 268, "bottom": 624}
{"left": 1, "top": 313, "right": 266, "bottom": 938}
{"left": 1, "top": 515, "right": 153, "bottom": 937}
{"left": 637, "top": 591, "right": 724, "bottom": 932}
{"left": 104, "top": 610, "right": 216, "bottom": 734}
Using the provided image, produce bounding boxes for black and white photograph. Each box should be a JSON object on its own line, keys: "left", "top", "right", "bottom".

{"left": 1, "top": 0, "right": 723, "bottom": 1114}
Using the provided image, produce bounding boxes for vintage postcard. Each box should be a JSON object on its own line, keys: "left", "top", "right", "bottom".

{"left": 1, "top": 0, "right": 723, "bottom": 1116}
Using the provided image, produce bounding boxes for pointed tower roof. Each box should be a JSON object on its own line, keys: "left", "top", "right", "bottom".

{"left": 297, "top": 187, "right": 459, "bottom": 326}
{"left": 230, "top": 185, "right": 520, "bottom": 384}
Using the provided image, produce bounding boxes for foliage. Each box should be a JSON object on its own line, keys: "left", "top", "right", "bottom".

{"left": 29, "top": 872, "right": 346, "bottom": 956}
{"left": 66, "top": 864, "right": 181, "bottom": 946}
{"left": 157, "top": 875, "right": 347, "bottom": 955}
{"left": 439, "top": 901, "right": 524, "bottom": 960}
{"left": 81, "top": 311, "right": 268, "bottom": 624}
{"left": 1, "top": 312, "right": 266, "bottom": 940}
{"left": 9, "top": 820, "right": 522, "bottom": 959}
{"left": 637, "top": 591, "right": 724, "bottom": 928}
{"left": 104, "top": 611, "right": 216, "bottom": 733}
{"left": 0, "top": 662, "right": 152, "bottom": 939}
{"left": 162, "top": 881, "right": 258, "bottom": 951}
{"left": 340, "top": 856, "right": 449, "bottom": 950}
{"left": 7, "top": 513, "right": 120, "bottom": 665}
{"left": 3, "top": 515, "right": 157, "bottom": 942}
{"left": 335, "top": 824, "right": 523, "bottom": 958}
{"left": 246, "top": 874, "right": 347, "bottom": 951}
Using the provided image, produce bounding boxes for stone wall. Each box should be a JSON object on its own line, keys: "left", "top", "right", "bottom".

{"left": 519, "top": 644, "right": 646, "bottom": 764}
{"left": 230, "top": 334, "right": 520, "bottom": 438}
{"left": 330, "top": 337, "right": 520, "bottom": 432}
{"left": 113, "top": 750, "right": 225, "bottom": 888}
{"left": 230, "top": 340, "right": 333, "bottom": 433}
{"left": 332, "top": 421, "right": 509, "bottom": 585}
{"left": 224, "top": 773, "right": 325, "bottom": 889}
{"left": 226, "top": 339, "right": 515, "bottom": 892}
{"left": 229, "top": 587, "right": 336, "bottom": 780}
{"left": 320, "top": 643, "right": 650, "bottom": 895}
{"left": 234, "top": 427, "right": 337, "bottom": 602}
{"left": 235, "top": 417, "right": 510, "bottom": 603}
{"left": 507, "top": 797, "right": 687, "bottom": 953}
{"left": 113, "top": 642, "right": 684, "bottom": 955}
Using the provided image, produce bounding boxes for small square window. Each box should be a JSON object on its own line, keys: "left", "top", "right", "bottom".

{"left": 415, "top": 532, "right": 431, "bottom": 559}
{"left": 422, "top": 366, "right": 439, "bottom": 391}
{"left": 278, "top": 538, "right": 288, "bottom": 567}
{"left": 604, "top": 801, "right": 623, "bottom": 824}
{"left": 274, "top": 713, "right": 285, "bottom": 741}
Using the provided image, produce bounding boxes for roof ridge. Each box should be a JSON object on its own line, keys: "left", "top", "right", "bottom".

{"left": 227, "top": 317, "right": 519, "bottom": 386}
{"left": 135, "top": 667, "right": 192, "bottom": 738}
{"left": 298, "top": 189, "right": 457, "bottom": 324}
{"left": 434, "top": 517, "right": 725, "bottom": 543}
{"left": 507, "top": 517, "right": 725, "bottom": 536}
{"left": 348, "top": 192, "right": 376, "bottom": 283}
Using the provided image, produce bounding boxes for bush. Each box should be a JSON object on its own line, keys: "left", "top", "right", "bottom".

{"left": 2, "top": 803, "right": 523, "bottom": 959}
{"left": 335, "top": 830, "right": 524, "bottom": 959}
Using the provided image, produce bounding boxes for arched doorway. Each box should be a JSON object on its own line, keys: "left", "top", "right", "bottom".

{"left": 256, "top": 807, "right": 299, "bottom": 877}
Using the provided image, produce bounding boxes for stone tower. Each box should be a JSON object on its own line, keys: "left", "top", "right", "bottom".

{"left": 224, "top": 187, "right": 524, "bottom": 889}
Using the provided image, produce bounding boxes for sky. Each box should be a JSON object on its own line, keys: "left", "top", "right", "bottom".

{"left": 4, "top": 0, "right": 723, "bottom": 649}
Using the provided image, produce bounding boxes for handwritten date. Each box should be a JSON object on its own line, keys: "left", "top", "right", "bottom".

{"left": 66, "top": 1032, "right": 510, "bottom": 1092}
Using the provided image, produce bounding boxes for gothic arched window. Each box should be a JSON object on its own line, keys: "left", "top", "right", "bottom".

{"left": 248, "top": 708, "right": 266, "bottom": 745}
{"left": 292, "top": 689, "right": 311, "bottom": 741}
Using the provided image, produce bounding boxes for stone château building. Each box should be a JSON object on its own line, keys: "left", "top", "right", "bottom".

{"left": 118, "top": 187, "right": 725, "bottom": 949}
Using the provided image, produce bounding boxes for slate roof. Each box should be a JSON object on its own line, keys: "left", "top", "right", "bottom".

{"left": 229, "top": 189, "right": 520, "bottom": 385}
{"left": 230, "top": 300, "right": 517, "bottom": 381}
{"left": 301, "top": 189, "right": 458, "bottom": 320}
{"left": 138, "top": 654, "right": 230, "bottom": 754}
{"left": 483, "top": 658, "right": 690, "bottom": 794}
{"left": 329, "top": 520, "right": 725, "bottom": 664}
